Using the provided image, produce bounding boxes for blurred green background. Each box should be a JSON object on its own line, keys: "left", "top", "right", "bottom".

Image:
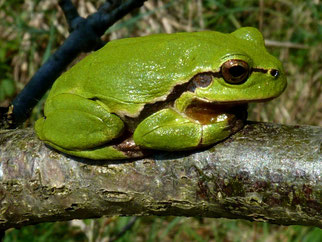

{"left": 1, "top": 0, "right": 321, "bottom": 241}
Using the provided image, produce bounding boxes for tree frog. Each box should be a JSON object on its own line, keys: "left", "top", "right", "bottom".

{"left": 35, "top": 27, "right": 287, "bottom": 160}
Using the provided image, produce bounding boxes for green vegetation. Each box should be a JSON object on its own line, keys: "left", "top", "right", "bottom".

{"left": 4, "top": 217, "right": 322, "bottom": 242}
{"left": 1, "top": 0, "right": 321, "bottom": 240}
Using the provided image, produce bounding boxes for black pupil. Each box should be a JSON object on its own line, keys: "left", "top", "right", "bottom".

{"left": 229, "top": 65, "right": 246, "bottom": 77}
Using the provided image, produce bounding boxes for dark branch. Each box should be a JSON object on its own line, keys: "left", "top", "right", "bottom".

{"left": 98, "top": 0, "right": 121, "bottom": 14}
{"left": 0, "top": 122, "right": 321, "bottom": 229}
{"left": 88, "top": 0, "right": 146, "bottom": 37}
{"left": 59, "top": 0, "right": 82, "bottom": 32}
{"left": 8, "top": 0, "right": 147, "bottom": 127}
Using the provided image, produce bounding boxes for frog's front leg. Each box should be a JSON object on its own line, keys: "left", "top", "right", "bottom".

{"left": 35, "top": 93, "right": 131, "bottom": 160}
{"left": 133, "top": 108, "right": 243, "bottom": 151}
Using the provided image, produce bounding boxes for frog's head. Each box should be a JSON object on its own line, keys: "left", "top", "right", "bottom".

{"left": 180, "top": 27, "right": 287, "bottom": 126}
{"left": 190, "top": 27, "right": 287, "bottom": 104}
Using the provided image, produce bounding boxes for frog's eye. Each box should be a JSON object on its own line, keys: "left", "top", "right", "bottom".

{"left": 221, "top": 59, "right": 250, "bottom": 84}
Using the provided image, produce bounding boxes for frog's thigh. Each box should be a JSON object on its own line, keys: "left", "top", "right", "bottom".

{"left": 35, "top": 93, "right": 124, "bottom": 150}
{"left": 133, "top": 109, "right": 202, "bottom": 150}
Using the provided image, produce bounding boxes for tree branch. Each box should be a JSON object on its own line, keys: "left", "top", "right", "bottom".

{"left": 0, "top": 122, "right": 321, "bottom": 230}
{"left": 59, "top": 0, "right": 82, "bottom": 32}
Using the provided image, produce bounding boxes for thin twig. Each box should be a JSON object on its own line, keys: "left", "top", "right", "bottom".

{"left": 109, "top": 217, "right": 138, "bottom": 242}
{"left": 265, "top": 39, "right": 309, "bottom": 49}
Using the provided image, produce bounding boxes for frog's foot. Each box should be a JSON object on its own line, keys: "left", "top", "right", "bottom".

{"left": 133, "top": 104, "right": 247, "bottom": 151}
{"left": 42, "top": 141, "right": 129, "bottom": 160}
{"left": 43, "top": 134, "right": 148, "bottom": 160}
{"left": 184, "top": 100, "right": 247, "bottom": 145}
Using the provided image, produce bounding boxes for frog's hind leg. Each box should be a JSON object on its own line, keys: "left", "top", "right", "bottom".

{"left": 35, "top": 93, "right": 132, "bottom": 160}
{"left": 133, "top": 108, "right": 241, "bottom": 151}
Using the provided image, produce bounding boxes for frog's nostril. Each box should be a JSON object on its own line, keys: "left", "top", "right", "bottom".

{"left": 270, "top": 69, "right": 279, "bottom": 78}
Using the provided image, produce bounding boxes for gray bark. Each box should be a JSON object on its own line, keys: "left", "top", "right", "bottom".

{"left": 0, "top": 122, "right": 321, "bottom": 230}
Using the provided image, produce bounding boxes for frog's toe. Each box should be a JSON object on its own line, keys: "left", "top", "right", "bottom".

{"left": 45, "top": 142, "right": 129, "bottom": 160}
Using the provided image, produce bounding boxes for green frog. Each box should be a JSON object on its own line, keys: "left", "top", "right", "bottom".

{"left": 35, "top": 27, "right": 287, "bottom": 160}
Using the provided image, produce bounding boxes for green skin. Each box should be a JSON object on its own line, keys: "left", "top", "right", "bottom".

{"left": 35, "top": 27, "right": 287, "bottom": 160}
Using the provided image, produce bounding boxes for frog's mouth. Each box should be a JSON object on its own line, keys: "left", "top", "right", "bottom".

{"left": 184, "top": 99, "right": 248, "bottom": 127}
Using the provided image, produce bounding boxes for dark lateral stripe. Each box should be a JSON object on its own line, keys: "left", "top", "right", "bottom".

{"left": 122, "top": 72, "right": 217, "bottom": 127}
{"left": 123, "top": 68, "right": 268, "bottom": 125}
{"left": 252, "top": 68, "right": 268, "bottom": 73}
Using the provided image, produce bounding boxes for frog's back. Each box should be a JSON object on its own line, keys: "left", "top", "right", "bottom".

{"left": 48, "top": 31, "right": 237, "bottom": 116}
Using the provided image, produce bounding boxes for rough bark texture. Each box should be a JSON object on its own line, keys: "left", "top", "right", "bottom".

{"left": 0, "top": 122, "right": 321, "bottom": 230}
